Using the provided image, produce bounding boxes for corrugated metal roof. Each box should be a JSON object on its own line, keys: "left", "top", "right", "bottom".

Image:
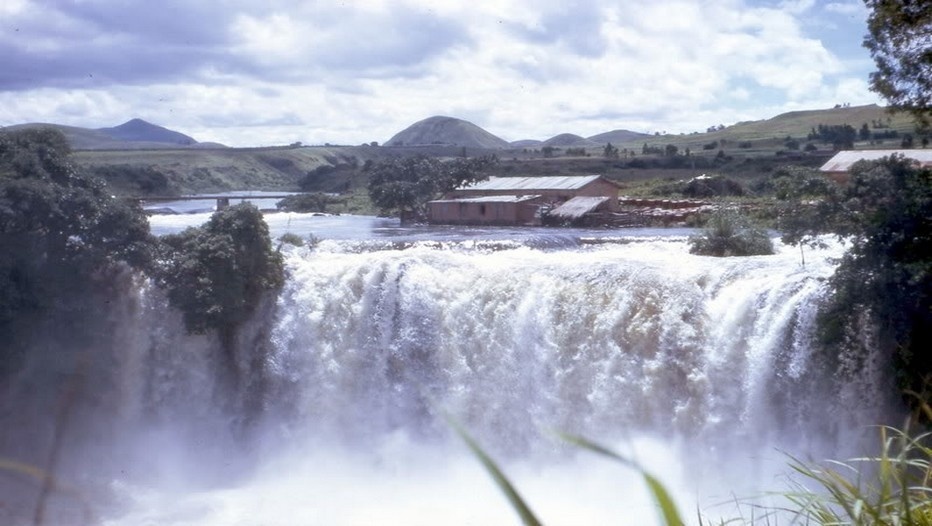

{"left": 549, "top": 196, "right": 610, "bottom": 218}
{"left": 460, "top": 175, "right": 604, "bottom": 191}
{"left": 430, "top": 195, "right": 541, "bottom": 204}
{"left": 820, "top": 150, "right": 932, "bottom": 172}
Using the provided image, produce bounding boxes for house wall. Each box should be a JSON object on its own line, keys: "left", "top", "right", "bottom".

{"left": 427, "top": 201, "right": 540, "bottom": 225}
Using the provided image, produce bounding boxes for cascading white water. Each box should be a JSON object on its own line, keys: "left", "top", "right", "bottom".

{"left": 2, "top": 227, "right": 896, "bottom": 525}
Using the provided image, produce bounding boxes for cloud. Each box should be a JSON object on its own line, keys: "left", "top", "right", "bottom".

{"left": 0, "top": 0, "right": 881, "bottom": 146}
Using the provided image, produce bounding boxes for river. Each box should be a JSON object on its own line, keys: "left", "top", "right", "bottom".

{"left": 4, "top": 213, "right": 895, "bottom": 525}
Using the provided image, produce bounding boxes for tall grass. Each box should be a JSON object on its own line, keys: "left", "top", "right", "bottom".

{"left": 451, "top": 419, "right": 932, "bottom": 526}
{"left": 780, "top": 426, "right": 932, "bottom": 525}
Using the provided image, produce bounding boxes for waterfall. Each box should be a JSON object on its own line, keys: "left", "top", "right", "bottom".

{"left": 263, "top": 238, "right": 888, "bottom": 451}
{"left": 1, "top": 234, "right": 896, "bottom": 525}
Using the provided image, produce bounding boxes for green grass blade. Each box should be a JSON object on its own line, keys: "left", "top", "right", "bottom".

{"left": 445, "top": 414, "right": 543, "bottom": 526}
{"left": 557, "top": 432, "right": 685, "bottom": 526}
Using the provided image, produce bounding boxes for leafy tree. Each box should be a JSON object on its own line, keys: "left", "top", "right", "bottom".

{"left": 688, "top": 209, "right": 773, "bottom": 257}
{"left": 864, "top": 0, "right": 932, "bottom": 128}
{"left": 367, "top": 154, "right": 497, "bottom": 216}
{"left": 155, "top": 203, "right": 284, "bottom": 338}
{"left": 777, "top": 156, "right": 932, "bottom": 403}
{"left": 0, "top": 129, "right": 154, "bottom": 328}
{"left": 276, "top": 192, "right": 335, "bottom": 213}
{"left": 603, "top": 142, "right": 619, "bottom": 159}
{"left": 0, "top": 128, "right": 156, "bottom": 376}
{"left": 808, "top": 124, "right": 857, "bottom": 149}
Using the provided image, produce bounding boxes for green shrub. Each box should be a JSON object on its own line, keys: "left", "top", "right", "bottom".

{"left": 682, "top": 174, "right": 745, "bottom": 198}
{"left": 155, "top": 203, "right": 284, "bottom": 336}
{"left": 277, "top": 232, "right": 305, "bottom": 247}
{"left": 689, "top": 209, "right": 774, "bottom": 257}
{"left": 276, "top": 192, "right": 334, "bottom": 213}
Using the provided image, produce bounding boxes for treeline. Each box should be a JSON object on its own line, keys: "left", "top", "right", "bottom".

{"left": 0, "top": 128, "right": 284, "bottom": 375}
{"left": 807, "top": 122, "right": 927, "bottom": 148}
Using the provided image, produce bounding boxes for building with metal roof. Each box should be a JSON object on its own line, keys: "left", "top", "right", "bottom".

{"left": 427, "top": 175, "right": 620, "bottom": 225}
{"left": 458, "top": 175, "right": 605, "bottom": 192}
{"left": 821, "top": 150, "right": 932, "bottom": 181}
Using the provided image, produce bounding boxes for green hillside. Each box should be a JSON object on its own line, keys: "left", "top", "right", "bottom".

{"left": 620, "top": 104, "right": 917, "bottom": 153}
{"left": 73, "top": 145, "right": 381, "bottom": 196}
{"left": 30, "top": 104, "right": 928, "bottom": 206}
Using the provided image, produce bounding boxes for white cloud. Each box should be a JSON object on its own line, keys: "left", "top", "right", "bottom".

{"left": 0, "top": 0, "right": 879, "bottom": 145}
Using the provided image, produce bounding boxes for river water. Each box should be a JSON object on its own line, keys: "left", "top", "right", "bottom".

{"left": 5, "top": 213, "right": 896, "bottom": 525}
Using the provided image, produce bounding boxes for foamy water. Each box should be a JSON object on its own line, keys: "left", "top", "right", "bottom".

{"left": 3, "top": 218, "right": 895, "bottom": 525}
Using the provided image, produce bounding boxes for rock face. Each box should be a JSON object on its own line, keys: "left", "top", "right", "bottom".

{"left": 385, "top": 116, "right": 510, "bottom": 149}
{"left": 98, "top": 118, "right": 198, "bottom": 145}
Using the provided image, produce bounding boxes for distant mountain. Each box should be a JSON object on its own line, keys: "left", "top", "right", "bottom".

{"left": 588, "top": 129, "right": 652, "bottom": 145}
{"left": 4, "top": 119, "right": 213, "bottom": 150}
{"left": 542, "top": 133, "right": 600, "bottom": 148}
{"left": 385, "top": 116, "right": 510, "bottom": 149}
{"left": 97, "top": 118, "right": 197, "bottom": 145}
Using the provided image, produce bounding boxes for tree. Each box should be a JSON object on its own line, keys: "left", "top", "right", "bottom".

{"left": 603, "top": 142, "right": 619, "bottom": 159}
{"left": 1, "top": 128, "right": 156, "bottom": 374}
{"left": 366, "top": 154, "right": 497, "bottom": 217}
{"left": 0, "top": 129, "right": 154, "bottom": 326}
{"left": 777, "top": 156, "right": 932, "bottom": 403}
{"left": 155, "top": 203, "right": 284, "bottom": 338}
{"left": 864, "top": 0, "right": 932, "bottom": 128}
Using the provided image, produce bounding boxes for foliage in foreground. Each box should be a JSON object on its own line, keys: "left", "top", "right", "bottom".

{"left": 689, "top": 209, "right": 774, "bottom": 257}
{"left": 777, "top": 156, "right": 931, "bottom": 404}
{"left": 454, "top": 421, "right": 932, "bottom": 526}
{"left": 863, "top": 0, "right": 932, "bottom": 129}
{"left": 781, "top": 426, "right": 932, "bottom": 526}
{"left": 0, "top": 128, "right": 156, "bottom": 368}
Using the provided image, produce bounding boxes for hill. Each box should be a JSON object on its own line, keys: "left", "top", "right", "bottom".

{"left": 97, "top": 118, "right": 197, "bottom": 145}
{"left": 588, "top": 129, "right": 652, "bottom": 145}
{"left": 384, "top": 116, "right": 511, "bottom": 149}
{"left": 542, "top": 133, "right": 600, "bottom": 148}
{"left": 5, "top": 119, "right": 211, "bottom": 150}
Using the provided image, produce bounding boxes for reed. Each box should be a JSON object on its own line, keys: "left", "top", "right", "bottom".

{"left": 779, "top": 426, "right": 932, "bottom": 526}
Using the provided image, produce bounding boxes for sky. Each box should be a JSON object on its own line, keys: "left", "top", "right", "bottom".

{"left": 0, "top": 0, "right": 884, "bottom": 147}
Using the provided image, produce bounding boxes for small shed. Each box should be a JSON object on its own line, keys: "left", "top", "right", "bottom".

{"left": 820, "top": 150, "right": 932, "bottom": 182}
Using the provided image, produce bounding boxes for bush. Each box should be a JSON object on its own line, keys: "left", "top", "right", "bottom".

{"left": 1, "top": 128, "right": 157, "bottom": 375}
{"left": 155, "top": 203, "right": 284, "bottom": 336}
{"left": 689, "top": 209, "right": 774, "bottom": 257}
{"left": 276, "top": 193, "right": 334, "bottom": 213}
{"left": 681, "top": 174, "right": 745, "bottom": 198}
{"left": 777, "top": 156, "right": 931, "bottom": 404}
